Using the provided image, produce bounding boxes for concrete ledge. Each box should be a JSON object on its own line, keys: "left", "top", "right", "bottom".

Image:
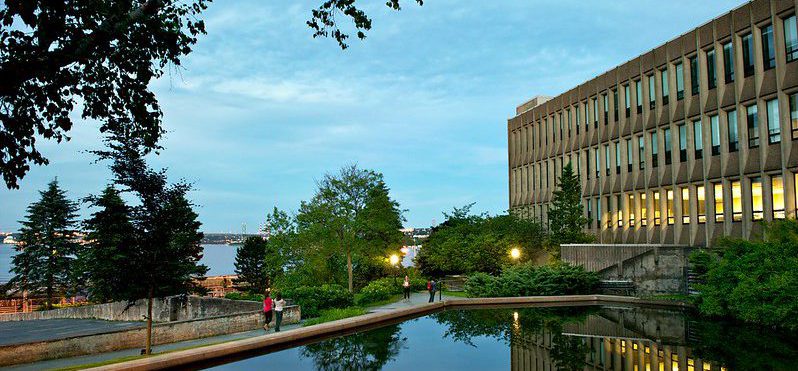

{"left": 88, "top": 295, "right": 689, "bottom": 371}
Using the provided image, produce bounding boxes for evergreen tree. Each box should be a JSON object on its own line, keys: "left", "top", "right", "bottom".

{"left": 547, "top": 162, "right": 593, "bottom": 246}
{"left": 234, "top": 236, "right": 270, "bottom": 294}
{"left": 10, "top": 179, "right": 80, "bottom": 309}
{"left": 77, "top": 185, "right": 137, "bottom": 303}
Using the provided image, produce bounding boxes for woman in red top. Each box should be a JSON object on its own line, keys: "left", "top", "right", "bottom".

{"left": 263, "top": 290, "right": 273, "bottom": 330}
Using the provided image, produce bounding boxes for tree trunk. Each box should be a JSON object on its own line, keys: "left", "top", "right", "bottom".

{"left": 347, "top": 250, "right": 353, "bottom": 293}
{"left": 145, "top": 287, "right": 154, "bottom": 355}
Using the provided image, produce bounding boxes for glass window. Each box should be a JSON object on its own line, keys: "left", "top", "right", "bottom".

{"left": 594, "top": 147, "right": 600, "bottom": 178}
{"left": 710, "top": 115, "right": 720, "bottom": 156}
{"left": 773, "top": 175, "right": 785, "bottom": 219}
{"left": 661, "top": 69, "right": 669, "bottom": 104}
{"left": 767, "top": 98, "right": 781, "bottom": 144}
{"left": 585, "top": 150, "right": 590, "bottom": 179}
{"left": 587, "top": 199, "right": 593, "bottom": 227}
{"left": 791, "top": 94, "right": 798, "bottom": 140}
{"left": 604, "top": 144, "right": 610, "bottom": 176}
{"left": 654, "top": 191, "right": 661, "bottom": 226}
{"left": 752, "top": 177, "right": 764, "bottom": 221}
{"left": 694, "top": 120, "right": 703, "bottom": 160}
{"left": 678, "top": 124, "right": 688, "bottom": 162}
{"left": 651, "top": 131, "right": 659, "bottom": 168}
{"left": 568, "top": 109, "right": 572, "bottom": 137}
{"left": 636, "top": 80, "right": 643, "bottom": 113}
{"left": 596, "top": 198, "right": 602, "bottom": 228}
{"left": 617, "top": 194, "right": 623, "bottom": 228}
{"left": 613, "top": 89, "right": 619, "bottom": 122}
{"left": 697, "top": 185, "right": 707, "bottom": 224}
{"left": 603, "top": 94, "right": 609, "bottom": 125}
{"left": 747, "top": 103, "right": 759, "bottom": 148}
{"left": 624, "top": 85, "right": 631, "bottom": 117}
{"left": 593, "top": 98, "right": 598, "bottom": 128}
{"left": 742, "top": 33, "right": 754, "bottom": 77}
{"left": 723, "top": 42, "right": 734, "bottom": 83}
{"left": 648, "top": 74, "right": 656, "bottom": 109}
{"left": 675, "top": 62, "right": 684, "bottom": 100}
{"left": 664, "top": 127, "right": 672, "bottom": 165}
{"left": 714, "top": 182, "right": 725, "bottom": 223}
{"left": 707, "top": 49, "right": 717, "bottom": 89}
{"left": 681, "top": 187, "right": 690, "bottom": 224}
{"left": 732, "top": 180, "right": 743, "bottom": 222}
{"left": 627, "top": 139, "right": 633, "bottom": 173}
{"left": 667, "top": 189, "right": 675, "bottom": 225}
{"left": 784, "top": 15, "right": 798, "bottom": 62}
{"left": 615, "top": 141, "right": 621, "bottom": 174}
{"left": 575, "top": 107, "right": 580, "bottom": 135}
{"left": 640, "top": 193, "right": 648, "bottom": 226}
{"left": 762, "top": 24, "right": 775, "bottom": 70}
{"left": 638, "top": 135, "right": 645, "bottom": 170}
{"left": 690, "top": 56, "right": 700, "bottom": 95}
{"left": 606, "top": 196, "right": 612, "bottom": 229}
{"left": 728, "top": 109, "right": 739, "bottom": 152}
{"left": 628, "top": 193, "right": 636, "bottom": 227}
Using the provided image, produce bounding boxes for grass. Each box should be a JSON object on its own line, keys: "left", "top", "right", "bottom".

{"left": 302, "top": 307, "right": 367, "bottom": 326}
{"left": 641, "top": 293, "right": 696, "bottom": 303}
{"left": 442, "top": 290, "right": 470, "bottom": 298}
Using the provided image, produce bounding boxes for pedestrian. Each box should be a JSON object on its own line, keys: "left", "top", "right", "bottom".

{"left": 428, "top": 279, "right": 436, "bottom": 303}
{"left": 402, "top": 275, "right": 411, "bottom": 301}
{"left": 263, "top": 290, "right": 273, "bottom": 331}
{"left": 273, "top": 293, "right": 286, "bottom": 332}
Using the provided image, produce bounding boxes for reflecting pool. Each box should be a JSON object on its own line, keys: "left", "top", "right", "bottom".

{"left": 207, "top": 304, "right": 798, "bottom": 370}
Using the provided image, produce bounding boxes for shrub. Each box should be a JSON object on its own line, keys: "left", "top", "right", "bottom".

{"left": 224, "top": 291, "right": 264, "bottom": 302}
{"left": 303, "top": 307, "right": 367, "bottom": 326}
{"left": 464, "top": 262, "right": 599, "bottom": 298}
{"left": 354, "top": 277, "right": 427, "bottom": 306}
{"left": 282, "top": 284, "right": 353, "bottom": 318}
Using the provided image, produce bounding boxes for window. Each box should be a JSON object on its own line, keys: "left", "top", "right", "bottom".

{"left": 603, "top": 94, "right": 609, "bottom": 124}
{"left": 545, "top": 118, "right": 549, "bottom": 145}
{"left": 694, "top": 120, "right": 703, "bottom": 160}
{"left": 664, "top": 127, "right": 672, "bottom": 165}
{"left": 638, "top": 135, "right": 645, "bottom": 170}
{"left": 583, "top": 102, "right": 589, "bottom": 132}
{"left": 732, "top": 180, "right": 742, "bottom": 222}
{"left": 587, "top": 199, "right": 593, "bottom": 227}
{"left": 742, "top": 33, "right": 754, "bottom": 77}
{"left": 678, "top": 124, "right": 687, "bottom": 162}
{"left": 628, "top": 193, "right": 635, "bottom": 227}
{"left": 723, "top": 42, "right": 734, "bottom": 83}
{"left": 707, "top": 49, "right": 717, "bottom": 89}
{"left": 710, "top": 115, "right": 720, "bottom": 156}
{"left": 594, "top": 147, "right": 600, "bottom": 178}
{"left": 613, "top": 89, "right": 619, "bottom": 122}
{"left": 546, "top": 161, "right": 550, "bottom": 188}
{"left": 627, "top": 139, "right": 633, "bottom": 173}
{"left": 791, "top": 94, "right": 798, "bottom": 140}
{"left": 593, "top": 98, "right": 599, "bottom": 128}
{"left": 648, "top": 74, "right": 656, "bottom": 109}
{"left": 653, "top": 191, "right": 661, "bottom": 226}
{"left": 604, "top": 144, "right": 610, "bottom": 176}
{"left": 575, "top": 107, "right": 580, "bottom": 135}
{"left": 681, "top": 187, "right": 690, "bottom": 224}
{"left": 636, "top": 80, "right": 643, "bottom": 113}
{"left": 667, "top": 189, "right": 675, "bottom": 225}
{"left": 714, "top": 182, "right": 725, "bottom": 222}
{"left": 785, "top": 15, "right": 798, "bottom": 62}
{"left": 697, "top": 185, "right": 707, "bottom": 223}
{"left": 606, "top": 196, "right": 612, "bottom": 229}
{"left": 558, "top": 113, "right": 562, "bottom": 141}
{"left": 624, "top": 85, "right": 631, "bottom": 117}
{"left": 568, "top": 109, "right": 572, "bottom": 137}
{"left": 773, "top": 175, "right": 785, "bottom": 219}
{"left": 596, "top": 198, "right": 602, "bottom": 228}
{"left": 661, "top": 69, "right": 669, "bottom": 104}
{"left": 675, "top": 62, "right": 684, "bottom": 100}
{"left": 766, "top": 99, "right": 781, "bottom": 144}
{"left": 585, "top": 150, "right": 590, "bottom": 179}
{"left": 617, "top": 194, "right": 623, "bottom": 227}
{"left": 728, "top": 109, "right": 739, "bottom": 152}
{"left": 615, "top": 141, "right": 621, "bottom": 174}
{"left": 747, "top": 103, "right": 759, "bottom": 148}
{"left": 690, "top": 56, "right": 700, "bottom": 95}
{"left": 651, "top": 131, "right": 659, "bottom": 168}
{"left": 762, "top": 24, "right": 775, "bottom": 70}
{"left": 640, "top": 193, "right": 648, "bottom": 226}
{"left": 752, "top": 177, "right": 764, "bottom": 221}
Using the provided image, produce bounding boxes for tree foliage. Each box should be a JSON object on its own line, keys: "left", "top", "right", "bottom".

{"left": 233, "top": 236, "right": 270, "bottom": 294}
{"left": 463, "top": 262, "right": 599, "bottom": 298}
{"left": 547, "top": 162, "right": 593, "bottom": 246}
{"left": 9, "top": 179, "right": 80, "bottom": 309}
{"left": 415, "top": 204, "right": 547, "bottom": 277}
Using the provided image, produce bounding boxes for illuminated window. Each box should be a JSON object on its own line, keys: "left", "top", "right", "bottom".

{"left": 617, "top": 194, "right": 623, "bottom": 228}
{"left": 682, "top": 187, "right": 690, "bottom": 224}
{"left": 747, "top": 103, "right": 759, "bottom": 148}
{"left": 641, "top": 193, "right": 648, "bottom": 226}
{"left": 728, "top": 109, "right": 739, "bottom": 152}
{"left": 790, "top": 94, "right": 798, "bottom": 140}
{"left": 694, "top": 120, "right": 703, "bottom": 159}
{"left": 752, "top": 177, "right": 764, "bottom": 221}
{"left": 773, "top": 175, "right": 785, "bottom": 219}
{"left": 712, "top": 183, "right": 724, "bottom": 223}
{"left": 697, "top": 185, "right": 707, "bottom": 223}
{"left": 763, "top": 24, "right": 775, "bottom": 70}
{"left": 785, "top": 15, "right": 798, "bottom": 62}
{"left": 661, "top": 68, "right": 669, "bottom": 104}
{"left": 628, "top": 193, "right": 636, "bottom": 227}
{"left": 667, "top": 189, "right": 675, "bottom": 225}
{"left": 710, "top": 115, "right": 720, "bottom": 156}
{"left": 767, "top": 98, "right": 780, "bottom": 144}
{"left": 664, "top": 127, "right": 672, "bottom": 165}
{"left": 707, "top": 49, "right": 717, "bottom": 89}
{"left": 651, "top": 131, "right": 659, "bottom": 168}
{"left": 654, "top": 191, "right": 661, "bottom": 226}
{"left": 732, "top": 180, "right": 743, "bottom": 222}
{"left": 676, "top": 62, "right": 685, "bottom": 100}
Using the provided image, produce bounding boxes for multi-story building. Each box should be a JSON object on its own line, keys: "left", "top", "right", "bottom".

{"left": 507, "top": 0, "right": 798, "bottom": 246}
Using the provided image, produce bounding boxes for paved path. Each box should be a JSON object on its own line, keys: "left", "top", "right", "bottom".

{"left": 0, "top": 319, "right": 143, "bottom": 347}
{"left": 367, "top": 291, "right": 457, "bottom": 312}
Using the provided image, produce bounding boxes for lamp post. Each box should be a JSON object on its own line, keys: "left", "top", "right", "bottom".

{"left": 389, "top": 254, "right": 400, "bottom": 285}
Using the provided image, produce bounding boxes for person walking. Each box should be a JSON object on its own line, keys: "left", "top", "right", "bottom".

{"left": 262, "top": 290, "right": 273, "bottom": 331}
{"left": 273, "top": 293, "right": 286, "bottom": 332}
{"left": 428, "top": 279, "right": 436, "bottom": 303}
{"left": 402, "top": 276, "right": 411, "bottom": 301}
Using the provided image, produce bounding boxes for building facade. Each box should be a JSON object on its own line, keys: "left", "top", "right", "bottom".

{"left": 507, "top": 0, "right": 798, "bottom": 246}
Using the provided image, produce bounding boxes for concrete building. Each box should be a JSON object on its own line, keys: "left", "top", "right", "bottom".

{"left": 507, "top": 0, "right": 798, "bottom": 246}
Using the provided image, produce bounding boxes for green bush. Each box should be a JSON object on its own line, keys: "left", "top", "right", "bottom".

{"left": 354, "top": 277, "right": 427, "bottom": 306}
{"left": 282, "top": 284, "right": 353, "bottom": 318}
{"left": 224, "top": 291, "right": 264, "bottom": 302}
{"left": 464, "top": 262, "right": 599, "bottom": 297}
{"left": 303, "top": 307, "right": 367, "bottom": 326}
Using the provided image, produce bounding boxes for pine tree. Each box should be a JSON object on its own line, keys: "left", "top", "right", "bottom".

{"left": 234, "top": 236, "right": 270, "bottom": 294}
{"left": 10, "top": 179, "right": 80, "bottom": 309}
{"left": 547, "top": 162, "right": 594, "bottom": 246}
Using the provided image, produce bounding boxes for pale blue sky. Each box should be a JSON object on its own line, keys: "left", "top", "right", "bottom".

{"left": 0, "top": 0, "right": 744, "bottom": 233}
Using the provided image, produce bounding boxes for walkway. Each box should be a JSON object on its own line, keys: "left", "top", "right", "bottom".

{"left": 368, "top": 291, "right": 458, "bottom": 312}
{"left": 0, "top": 319, "right": 143, "bottom": 347}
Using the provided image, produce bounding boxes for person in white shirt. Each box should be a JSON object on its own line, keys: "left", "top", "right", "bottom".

{"left": 273, "top": 293, "right": 287, "bottom": 332}
{"left": 402, "top": 276, "right": 411, "bottom": 301}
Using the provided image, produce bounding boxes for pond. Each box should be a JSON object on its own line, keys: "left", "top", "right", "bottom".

{"left": 205, "top": 304, "right": 798, "bottom": 371}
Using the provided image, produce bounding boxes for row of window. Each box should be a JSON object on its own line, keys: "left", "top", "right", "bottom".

{"left": 510, "top": 15, "right": 798, "bottom": 160}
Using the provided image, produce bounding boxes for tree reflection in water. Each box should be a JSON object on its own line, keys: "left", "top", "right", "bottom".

{"left": 300, "top": 324, "right": 406, "bottom": 371}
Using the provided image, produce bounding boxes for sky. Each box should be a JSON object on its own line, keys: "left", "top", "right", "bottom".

{"left": 0, "top": 0, "right": 745, "bottom": 233}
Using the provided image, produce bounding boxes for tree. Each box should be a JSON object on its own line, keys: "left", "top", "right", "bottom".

{"left": 0, "top": 0, "right": 422, "bottom": 189}
{"left": 234, "top": 236, "right": 270, "bottom": 294}
{"left": 9, "top": 179, "right": 80, "bottom": 309}
{"left": 296, "top": 164, "right": 404, "bottom": 292}
{"left": 77, "top": 185, "right": 137, "bottom": 303}
{"left": 547, "top": 162, "right": 593, "bottom": 246}
{"left": 263, "top": 207, "right": 294, "bottom": 287}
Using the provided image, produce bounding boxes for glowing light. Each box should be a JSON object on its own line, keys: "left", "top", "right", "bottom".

{"left": 510, "top": 248, "right": 521, "bottom": 260}
{"left": 389, "top": 254, "right": 400, "bottom": 266}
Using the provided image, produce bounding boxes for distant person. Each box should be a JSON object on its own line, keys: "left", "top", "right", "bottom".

{"left": 263, "top": 290, "right": 273, "bottom": 331}
{"left": 428, "top": 279, "right": 436, "bottom": 303}
{"left": 273, "top": 293, "right": 286, "bottom": 332}
{"left": 403, "top": 276, "right": 411, "bottom": 301}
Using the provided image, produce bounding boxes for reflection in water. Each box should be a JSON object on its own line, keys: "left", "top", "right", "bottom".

{"left": 300, "top": 324, "right": 405, "bottom": 370}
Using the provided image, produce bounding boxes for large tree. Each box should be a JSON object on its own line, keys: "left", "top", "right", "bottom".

{"left": 0, "top": 0, "right": 422, "bottom": 189}
{"left": 547, "top": 162, "right": 593, "bottom": 246}
{"left": 296, "top": 164, "right": 403, "bottom": 292}
{"left": 9, "top": 179, "right": 80, "bottom": 309}
{"left": 233, "top": 236, "right": 270, "bottom": 294}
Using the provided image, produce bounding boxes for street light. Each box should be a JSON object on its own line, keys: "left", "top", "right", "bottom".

{"left": 389, "top": 254, "right": 400, "bottom": 285}
{"left": 509, "top": 247, "right": 521, "bottom": 260}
